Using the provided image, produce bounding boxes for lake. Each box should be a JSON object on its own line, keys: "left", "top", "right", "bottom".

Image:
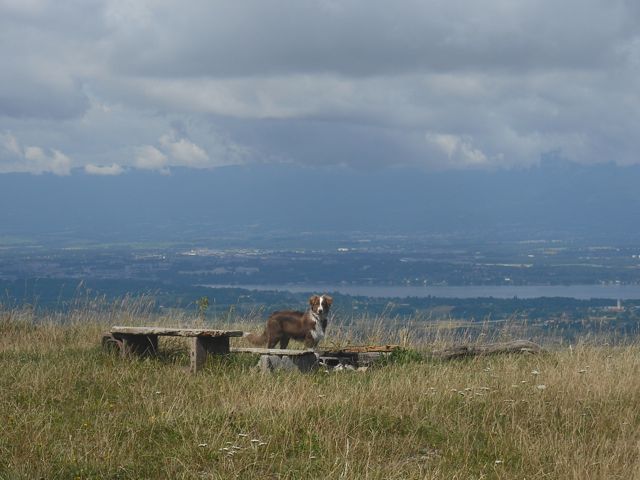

{"left": 204, "top": 283, "right": 640, "bottom": 300}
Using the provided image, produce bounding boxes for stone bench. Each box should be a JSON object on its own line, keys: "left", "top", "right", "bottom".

{"left": 103, "top": 326, "right": 244, "bottom": 373}
{"left": 229, "top": 345, "right": 400, "bottom": 372}
{"left": 230, "top": 347, "right": 319, "bottom": 372}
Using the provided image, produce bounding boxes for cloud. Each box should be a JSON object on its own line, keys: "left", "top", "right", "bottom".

{"left": 1, "top": 0, "right": 640, "bottom": 173}
{"left": 426, "top": 133, "right": 489, "bottom": 167}
{"left": 0, "top": 132, "right": 72, "bottom": 175}
{"left": 1, "top": 131, "right": 21, "bottom": 156}
{"left": 159, "top": 133, "right": 210, "bottom": 167}
{"left": 134, "top": 145, "right": 168, "bottom": 173}
{"left": 84, "top": 163, "right": 124, "bottom": 175}
{"left": 23, "top": 146, "right": 72, "bottom": 175}
{"left": 132, "top": 130, "right": 248, "bottom": 173}
{"left": 104, "top": 0, "right": 638, "bottom": 78}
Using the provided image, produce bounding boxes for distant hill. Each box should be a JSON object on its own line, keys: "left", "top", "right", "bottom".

{"left": 2, "top": 160, "right": 639, "bottom": 243}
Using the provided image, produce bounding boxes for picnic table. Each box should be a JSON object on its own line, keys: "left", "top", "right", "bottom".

{"left": 102, "top": 326, "right": 244, "bottom": 373}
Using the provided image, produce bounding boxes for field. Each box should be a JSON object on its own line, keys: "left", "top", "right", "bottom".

{"left": 1, "top": 303, "right": 640, "bottom": 479}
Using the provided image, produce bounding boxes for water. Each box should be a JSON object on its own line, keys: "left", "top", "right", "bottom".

{"left": 203, "top": 283, "right": 640, "bottom": 300}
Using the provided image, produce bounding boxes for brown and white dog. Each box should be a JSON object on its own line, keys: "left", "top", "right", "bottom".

{"left": 244, "top": 295, "right": 333, "bottom": 349}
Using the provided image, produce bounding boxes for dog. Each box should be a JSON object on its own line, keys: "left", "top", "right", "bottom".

{"left": 244, "top": 295, "right": 333, "bottom": 349}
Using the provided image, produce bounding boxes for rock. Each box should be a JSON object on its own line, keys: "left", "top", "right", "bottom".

{"left": 257, "top": 352, "right": 319, "bottom": 373}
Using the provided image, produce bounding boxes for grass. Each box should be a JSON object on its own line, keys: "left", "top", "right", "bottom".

{"left": 1, "top": 303, "right": 640, "bottom": 479}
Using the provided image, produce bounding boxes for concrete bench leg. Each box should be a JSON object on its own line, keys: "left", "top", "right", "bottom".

{"left": 119, "top": 334, "right": 158, "bottom": 357}
{"left": 190, "top": 336, "right": 230, "bottom": 373}
{"left": 258, "top": 352, "right": 319, "bottom": 373}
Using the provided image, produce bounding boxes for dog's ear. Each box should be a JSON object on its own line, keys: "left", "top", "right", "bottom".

{"left": 309, "top": 295, "right": 320, "bottom": 306}
{"left": 323, "top": 295, "right": 333, "bottom": 307}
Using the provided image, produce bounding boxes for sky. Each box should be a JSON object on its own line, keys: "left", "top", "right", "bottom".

{"left": 1, "top": 0, "right": 639, "bottom": 176}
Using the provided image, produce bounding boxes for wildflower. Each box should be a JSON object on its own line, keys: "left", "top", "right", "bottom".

{"left": 536, "top": 384, "right": 546, "bottom": 390}
{"left": 495, "top": 460, "right": 503, "bottom": 465}
{"left": 155, "top": 391, "right": 161, "bottom": 395}
{"left": 531, "top": 370, "right": 540, "bottom": 375}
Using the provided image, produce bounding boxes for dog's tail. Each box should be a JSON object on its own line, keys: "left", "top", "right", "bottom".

{"left": 243, "top": 330, "right": 267, "bottom": 346}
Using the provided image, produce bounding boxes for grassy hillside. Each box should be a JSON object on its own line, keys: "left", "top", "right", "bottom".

{"left": 1, "top": 305, "right": 639, "bottom": 479}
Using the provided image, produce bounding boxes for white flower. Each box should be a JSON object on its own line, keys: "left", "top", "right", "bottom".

{"left": 536, "top": 384, "right": 547, "bottom": 390}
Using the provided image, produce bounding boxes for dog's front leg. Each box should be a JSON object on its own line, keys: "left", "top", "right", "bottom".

{"left": 267, "top": 335, "right": 279, "bottom": 349}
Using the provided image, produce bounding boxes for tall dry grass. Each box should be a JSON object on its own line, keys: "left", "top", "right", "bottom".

{"left": 1, "top": 301, "right": 640, "bottom": 479}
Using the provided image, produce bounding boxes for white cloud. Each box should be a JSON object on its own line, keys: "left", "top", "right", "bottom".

{"left": 0, "top": 132, "right": 72, "bottom": 175}
{"left": 426, "top": 133, "right": 489, "bottom": 168}
{"left": 134, "top": 145, "right": 168, "bottom": 173}
{"left": 132, "top": 130, "right": 248, "bottom": 171}
{"left": 24, "top": 145, "right": 46, "bottom": 162}
{"left": 84, "top": 163, "right": 124, "bottom": 175}
{"left": 1, "top": 132, "right": 21, "bottom": 156}
{"left": 159, "top": 133, "right": 209, "bottom": 167}
{"left": 23, "top": 146, "right": 72, "bottom": 175}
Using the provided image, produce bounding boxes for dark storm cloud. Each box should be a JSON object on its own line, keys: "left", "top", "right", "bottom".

{"left": 108, "top": 1, "right": 637, "bottom": 77}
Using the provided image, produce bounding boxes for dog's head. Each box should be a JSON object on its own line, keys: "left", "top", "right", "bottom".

{"left": 309, "top": 294, "right": 333, "bottom": 316}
